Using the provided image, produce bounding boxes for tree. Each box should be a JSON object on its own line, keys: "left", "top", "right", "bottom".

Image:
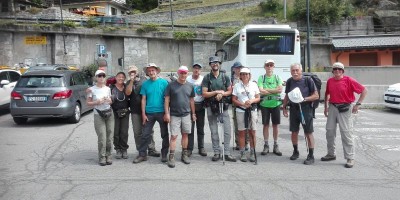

{"left": 127, "top": 0, "right": 158, "bottom": 12}
{"left": 292, "top": 0, "right": 352, "bottom": 25}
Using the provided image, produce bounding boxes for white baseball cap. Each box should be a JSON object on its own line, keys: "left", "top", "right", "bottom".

{"left": 265, "top": 59, "right": 275, "bottom": 64}
{"left": 95, "top": 69, "right": 106, "bottom": 76}
{"left": 240, "top": 67, "right": 251, "bottom": 74}
{"left": 288, "top": 87, "right": 304, "bottom": 103}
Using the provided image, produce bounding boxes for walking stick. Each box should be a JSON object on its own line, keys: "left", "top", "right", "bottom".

{"left": 247, "top": 108, "right": 257, "bottom": 165}
{"left": 298, "top": 103, "right": 309, "bottom": 153}
{"left": 218, "top": 101, "right": 225, "bottom": 165}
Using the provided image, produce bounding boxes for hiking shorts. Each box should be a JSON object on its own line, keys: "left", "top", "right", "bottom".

{"left": 170, "top": 115, "right": 191, "bottom": 135}
{"left": 289, "top": 103, "right": 314, "bottom": 134}
{"left": 261, "top": 106, "right": 281, "bottom": 125}
{"left": 236, "top": 111, "right": 258, "bottom": 131}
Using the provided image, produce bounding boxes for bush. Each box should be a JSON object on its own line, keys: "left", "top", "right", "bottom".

{"left": 173, "top": 31, "right": 196, "bottom": 40}
{"left": 136, "top": 23, "right": 160, "bottom": 34}
{"left": 81, "top": 64, "right": 98, "bottom": 78}
{"left": 217, "top": 27, "right": 240, "bottom": 41}
{"left": 64, "top": 20, "right": 77, "bottom": 28}
{"left": 86, "top": 18, "right": 99, "bottom": 28}
{"left": 260, "top": 0, "right": 283, "bottom": 13}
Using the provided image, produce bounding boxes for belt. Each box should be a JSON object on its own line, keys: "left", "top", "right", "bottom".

{"left": 263, "top": 96, "right": 281, "bottom": 101}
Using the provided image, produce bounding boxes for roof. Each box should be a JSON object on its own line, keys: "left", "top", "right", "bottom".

{"left": 332, "top": 35, "right": 400, "bottom": 50}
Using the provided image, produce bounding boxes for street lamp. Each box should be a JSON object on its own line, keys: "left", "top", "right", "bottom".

{"left": 306, "top": 0, "right": 311, "bottom": 72}
{"left": 169, "top": 0, "right": 174, "bottom": 30}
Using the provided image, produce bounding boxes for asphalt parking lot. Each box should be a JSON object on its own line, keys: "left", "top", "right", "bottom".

{"left": 0, "top": 107, "right": 399, "bottom": 200}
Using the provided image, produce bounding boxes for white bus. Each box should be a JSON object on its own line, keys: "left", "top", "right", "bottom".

{"left": 218, "top": 24, "right": 301, "bottom": 83}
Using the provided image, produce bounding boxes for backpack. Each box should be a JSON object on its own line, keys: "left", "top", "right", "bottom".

{"left": 286, "top": 73, "right": 322, "bottom": 109}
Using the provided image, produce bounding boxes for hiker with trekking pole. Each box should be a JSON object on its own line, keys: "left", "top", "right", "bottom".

{"left": 202, "top": 56, "right": 236, "bottom": 163}
{"left": 282, "top": 63, "right": 319, "bottom": 165}
{"left": 232, "top": 67, "right": 261, "bottom": 163}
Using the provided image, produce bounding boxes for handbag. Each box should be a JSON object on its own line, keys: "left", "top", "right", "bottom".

{"left": 116, "top": 108, "right": 129, "bottom": 118}
{"left": 96, "top": 108, "right": 112, "bottom": 119}
{"left": 334, "top": 103, "right": 351, "bottom": 113}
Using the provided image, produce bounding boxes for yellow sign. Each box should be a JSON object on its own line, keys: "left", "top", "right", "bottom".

{"left": 25, "top": 36, "right": 47, "bottom": 45}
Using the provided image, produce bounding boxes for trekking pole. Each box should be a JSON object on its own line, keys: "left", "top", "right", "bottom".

{"left": 247, "top": 108, "right": 257, "bottom": 165}
{"left": 219, "top": 101, "right": 225, "bottom": 165}
{"left": 298, "top": 103, "right": 309, "bottom": 153}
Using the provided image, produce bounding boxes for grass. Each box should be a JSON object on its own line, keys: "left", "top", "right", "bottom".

{"left": 154, "top": 0, "right": 248, "bottom": 12}
{"left": 176, "top": 6, "right": 263, "bottom": 25}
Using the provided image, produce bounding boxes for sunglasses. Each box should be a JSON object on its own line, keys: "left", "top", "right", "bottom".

{"left": 97, "top": 74, "right": 106, "bottom": 78}
{"left": 332, "top": 68, "right": 343, "bottom": 71}
{"left": 265, "top": 64, "right": 274, "bottom": 67}
{"left": 240, "top": 73, "right": 250, "bottom": 76}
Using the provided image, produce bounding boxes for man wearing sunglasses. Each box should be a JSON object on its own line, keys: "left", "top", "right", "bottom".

{"left": 322, "top": 62, "right": 367, "bottom": 168}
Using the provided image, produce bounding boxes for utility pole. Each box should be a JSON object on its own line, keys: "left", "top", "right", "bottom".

{"left": 306, "top": 0, "right": 311, "bottom": 72}
{"left": 283, "top": 0, "right": 286, "bottom": 20}
{"left": 59, "top": 0, "right": 67, "bottom": 63}
{"left": 169, "top": 0, "right": 174, "bottom": 30}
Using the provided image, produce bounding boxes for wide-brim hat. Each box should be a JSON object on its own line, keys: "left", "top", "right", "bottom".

{"left": 288, "top": 87, "right": 304, "bottom": 103}
{"left": 332, "top": 62, "right": 345, "bottom": 70}
{"left": 128, "top": 65, "right": 138, "bottom": 74}
{"left": 143, "top": 63, "right": 161, "bottom": 75}
{"left": 192, "top": 63, "right": 202, "bottom": 68}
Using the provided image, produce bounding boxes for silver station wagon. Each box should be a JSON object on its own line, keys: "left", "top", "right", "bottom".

{"left": 10, "top": 70, "right": 93, "bottom": 124}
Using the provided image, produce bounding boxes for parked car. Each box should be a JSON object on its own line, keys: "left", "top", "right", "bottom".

{"left": 0, "top": 69, "right": 21, "bottom": 108}
{"left": 25, "top": 64, "right": 69, "bottom": 73}
{"left": 10, "top": 70, "right": 92, "bottom": 124}
{"left": 384, "top": 83, "right": 400, "bottom": 110}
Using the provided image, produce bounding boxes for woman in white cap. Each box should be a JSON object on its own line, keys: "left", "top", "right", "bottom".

{"left": 232, "top": 67, "right": 260, "bottom": 162}
{"left": 87, "top": 70, "right": 114, "bottom": 166}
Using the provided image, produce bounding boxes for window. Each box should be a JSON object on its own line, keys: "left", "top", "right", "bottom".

{"left": 349, "top": 53, "right": 377, "bottom": 66}
{"left": 71, "top": 73, "right": 85, "bottom": 86}
{"left": 17, "top": 76, "right": 63, "bottom": 88}
{"left": 393, "top": 51, "right": 400, "bottom": 65}
{"left": 246, "top": 32, "right": 295, "bottom": 55}
{"left": 8, "top": 71, "right": 20, "bottom": 82}
{"left": 0, "top": 72, "right": 7, "bottom": 82}
{"left": 111, "top": 7, "right": 117, "bottom": 15}
{"left": 223, "top": 34, "right": 240, "bottom": 61}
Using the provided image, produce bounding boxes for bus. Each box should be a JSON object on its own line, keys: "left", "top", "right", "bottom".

{"left": 217, "top": 24, "right": 301, "bottom": 84}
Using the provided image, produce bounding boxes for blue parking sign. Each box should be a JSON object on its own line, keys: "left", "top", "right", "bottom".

{"left": 98, "top": 45, "right": 106, "bottom": 54}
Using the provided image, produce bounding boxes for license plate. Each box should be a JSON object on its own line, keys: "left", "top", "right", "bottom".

{"left": 27, "top": 96, "right": 48, "bottom": 102}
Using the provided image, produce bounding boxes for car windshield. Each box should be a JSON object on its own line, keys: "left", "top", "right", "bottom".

{"left": 17, "top": 76, "right": 64, "bottom": 88}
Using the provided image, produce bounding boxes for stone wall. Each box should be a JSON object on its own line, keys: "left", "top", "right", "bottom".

{"left": 0, "top": 32, "right": 13, "bottom": 66}
{"left": 124, "top": 37, "right": 149, "bottom": 70}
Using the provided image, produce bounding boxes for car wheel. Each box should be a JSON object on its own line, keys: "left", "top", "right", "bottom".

{"left": 13, "top": 117, "right": 28, "bottom": 125}
{"left": 68, "top": 102, "right": 81, "bottom": 123}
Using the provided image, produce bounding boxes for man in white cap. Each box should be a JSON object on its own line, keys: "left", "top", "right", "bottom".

{"left": 133, "top": 63, "right": 170, "bottom": 164}
{"left": 282, "top": 63, "right": 319, "bottom": 165}
{"left": 322, "top": 62, "right": 367, "bottom": 168}
{"left": 164, "top": 66, "right": 196, "bottom": 168}
{"left": 125, "top": 65, "right": 160, "bottom": 158}
{"left": 258, "top": 59, "right": 283, "bottom": 156}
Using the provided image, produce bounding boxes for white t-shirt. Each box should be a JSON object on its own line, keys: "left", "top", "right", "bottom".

{"left": 232, "top": 81, "right": 260, "bottom": 112}
{"left": 87, "top": 85, "right": 111, "bottom": 113}
{"left": 186, "top": 75, "right": 204, "bottom": 103}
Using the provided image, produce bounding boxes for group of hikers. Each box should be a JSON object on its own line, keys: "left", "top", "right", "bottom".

{"left": 86, "top": 56, "right": 367, "bottom": 169}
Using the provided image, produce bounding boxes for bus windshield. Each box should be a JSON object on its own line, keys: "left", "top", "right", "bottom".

{"left": 246, "top": 32, "right": 295, "bottom": 55}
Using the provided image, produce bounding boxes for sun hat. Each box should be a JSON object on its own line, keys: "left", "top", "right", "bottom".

{"left": 232, "top": 61, "right": 243, "bottom": 68}
{"left": 332, "top": 62, "right": 345, "bottom": 70}
{"left": 265, "top": 59, "right": 275, "bottom": 64}
{"left": 143, "top": 63, "right": 161, "bottom": 75}
{"left": 95, "top": 69, "right": 106, "bottom": 76}
{"left": 128, "top": 65, "right": 138, "bottom": 74}
{"left": 178, "top": 66, "right": 189, "bottom": 73}
{"left": 240, "top": 67, "right": 251, "bottom": 74}
{"left": 288, "top": 87, "right": 304, "bottom": 103}
{"left": 209, "top": 56, "right": 221, "bottom": 64}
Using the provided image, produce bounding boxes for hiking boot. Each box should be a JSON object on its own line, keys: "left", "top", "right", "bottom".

{"left": 99, "top": 157, "right": 106, "bottom": 166}
{"left": 148, "top": 149, "right": 161, "bottom": 157}
{"left": 187, "top": 150, "right": 192, "bottom": 157}
{"left": 261, "top": 144, "right": 269, "bottom": 155}
{"left": 199, "top": 148, "right": 207, "bottom": 156}
{"left": 234, "top": 146, "right": 240, "bottom": 151}
{"left": 122, "top": 150, "right": 128, "bottom": 159}
{"left": 273, "top": 144, "right": 282, "bottom": 156}
{"left": 240, "top": 151, "right": 247, "bottom": 162}
{"left": 245, "top": 144, "right": 249, "bottom": 151}
{"left": 211, "top": 154, "right": 221, "bottom": 161}
{"left": 249, "top": 151, "right": 256, "bottom": 162}
{"left": 290, "top": 151, "right": 299, "bottom": 160}
{"left": 321, "top": 154, "right": 336, "bottom": 161}
{"left": 181, "top": 150, "right": 190, "bottom": 164}
{"left": 132, "top": 156, "right": 148, "bottom": 164}
{"left": 106, "top": 156, "right": 112, "bottom": 165}
{"left": 167, "top": 154, "right": 175, "bottom": 168}
{"left": 304, "top": 155, "right": 315, "bottom": 165}
{"left": 223, "top": 155, "right": 237, "bottom": 162}
{"left": 115, "top": 149, "right": 122, "bottom": 159}
{"left": 345, "top": 159, "right": 354, "bottom": 168}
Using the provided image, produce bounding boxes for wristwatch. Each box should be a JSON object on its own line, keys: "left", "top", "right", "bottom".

{"left": 355, "top": 102, "right": 361, "bottom": 106}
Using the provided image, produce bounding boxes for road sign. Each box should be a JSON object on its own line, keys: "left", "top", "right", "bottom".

{"left": 97, "top": 45, "right": 106, "bottom": 54}
{"left": 25, "top": 36, "right": 47, "bottom": 45}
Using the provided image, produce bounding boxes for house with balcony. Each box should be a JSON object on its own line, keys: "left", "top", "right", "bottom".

{"left": 59, "top": 0, "right": 128, "bottom": 16}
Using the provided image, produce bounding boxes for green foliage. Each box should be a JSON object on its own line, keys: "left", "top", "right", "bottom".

{"left": 173, "top": 31, "right": 197, "bottom": 40}
{"left": 126, "top": 0, "right": 158, "bottom": 12}
{"left": 64, "top": 20, "right": 77, "bottom": 28}
{"left": 101, "top": 26, "right": 120, "bottom": 32}
{"left": 27, "top": 7, "right": 42, "bottom": 15}
{"left": 216, "top": 27, "right": 240, "bottom": 41}
{"left": 291, "top": 0, "right": 352, "bottom": 25}
{"left": 86, "top": 18, "right": 99, "bottom": 28}
{"left": 81, "top": 64, "right": 98, "bottom": 78}
{"left": 136, "top": 23, "right": 160, "bottom": 34}
{"left": 31, "top": 0, "right": 43, "bottom": 6}
{"left": 260, "top": 0, "right": 283, "bottom": 13}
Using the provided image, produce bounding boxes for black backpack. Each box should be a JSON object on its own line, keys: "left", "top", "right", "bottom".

{"left": 286, "top": 73, "right": 322, "bottom": 117}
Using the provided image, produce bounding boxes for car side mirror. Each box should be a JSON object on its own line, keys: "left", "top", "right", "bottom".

{"left": 0, "top": 80, "right": 10, "bottom": 88}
